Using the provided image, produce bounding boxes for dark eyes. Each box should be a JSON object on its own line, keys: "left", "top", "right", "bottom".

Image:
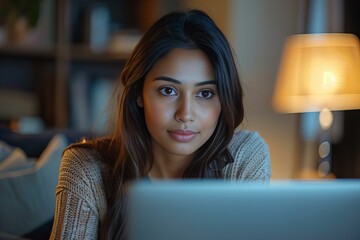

{"left": 159, "top": 87, "right": 177, "bottom": 96}
{"left": 195, "top": 90, "right": 214, "bottom": 99}
{"left": 159, "top": 87, "right": 214, "bottom": 99}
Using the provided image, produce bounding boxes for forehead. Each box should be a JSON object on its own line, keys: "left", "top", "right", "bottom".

{"left": 146, "top": 48, "right": 215, "bottom": 84}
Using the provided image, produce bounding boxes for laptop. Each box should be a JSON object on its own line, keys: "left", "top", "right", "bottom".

{"left": 128, "top": 180, "right": 360, "bottom": 240}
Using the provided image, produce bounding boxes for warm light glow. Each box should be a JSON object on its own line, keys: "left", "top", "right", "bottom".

{"left": 318, "top": 161, "right": 330, "bottom": 177}
{"left": 273, "top": 33, "right": 360, "bottom": 113}
{"left": 319, "top": 108, "right": 333, "bottom": 129}
{"left": 322, "top": 71, "right": 337, "bottom": 91}
{"left": 318, "top": 141, "right": 331, "bottom": 158}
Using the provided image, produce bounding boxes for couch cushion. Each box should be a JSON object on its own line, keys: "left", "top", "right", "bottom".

{"left": 0, "top": 128, "right": 88, "bottom": 158}
{"left": 0, "top": 141, "right": 31, "bottom": 171}
{"left": 0, "top": 134, "right": 68, "bottom": 236}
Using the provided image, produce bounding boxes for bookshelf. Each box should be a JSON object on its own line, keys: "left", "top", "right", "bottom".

{"left": 0, "top": 0, "right": 151, "bottom": 129}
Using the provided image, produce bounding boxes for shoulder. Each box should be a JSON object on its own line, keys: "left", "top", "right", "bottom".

{"left": 61, "top": 145, "right": 104, "bottom": 183}
{"left": 52, "top": 145, "right": 107, "bottom": 237}
{"left": 227, "top": 130, "right": 268, "bottom": 156}
{"left": 223, "top": 130, "right": 271, "bottom": 182}
{"left": 58, "top": 144, "right": 106, "bottom": 210}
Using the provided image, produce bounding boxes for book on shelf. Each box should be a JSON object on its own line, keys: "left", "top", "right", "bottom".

{"left": 69, "top": 72, "right": 115, "bottom": 132}
{"left": 69, "top": 72, "right": 90, "bottom": 131}
{"left": 89, "top": 78, "right": 114, "bottom": 132}
{"left": 0, "top": 89, "right": 39, "bottom": 122}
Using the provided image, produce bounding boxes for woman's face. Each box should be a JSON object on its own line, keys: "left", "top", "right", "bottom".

{"left": 139, "top": 48, "right": 221, "bottom": 159}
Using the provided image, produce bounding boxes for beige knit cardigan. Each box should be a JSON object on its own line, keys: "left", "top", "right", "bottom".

{"left": 50, "top": 130, "right": 271, "bottom": 239}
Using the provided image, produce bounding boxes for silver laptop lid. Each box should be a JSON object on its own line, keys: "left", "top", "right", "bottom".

{"left": 128, "top": 180, "right": 360, "bottom": 240}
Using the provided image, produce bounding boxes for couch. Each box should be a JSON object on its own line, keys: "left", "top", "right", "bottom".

{"left": 0, "top": 128, "right": 88, "bottom": 239}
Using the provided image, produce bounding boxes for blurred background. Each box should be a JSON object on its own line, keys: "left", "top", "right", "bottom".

{"left": 0, "top": 0, "right": 359, "bottom": 179}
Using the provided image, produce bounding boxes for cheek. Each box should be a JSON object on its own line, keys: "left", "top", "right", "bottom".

{"left": 144, "top": 99, "right": 173, "bottom": 126}
{"left": 199, "top": 102, "right": 222, "bottom": 126}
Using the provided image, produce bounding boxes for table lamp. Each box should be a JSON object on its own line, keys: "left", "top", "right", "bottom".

{"left": 273, "top": 33, "right": 360, "bottom": 178}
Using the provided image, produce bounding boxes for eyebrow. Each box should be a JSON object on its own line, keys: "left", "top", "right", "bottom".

{"left": 154, "top": 76, "right": 216, "bottom": 86}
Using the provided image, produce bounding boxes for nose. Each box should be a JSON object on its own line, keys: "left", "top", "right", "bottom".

{"left": 175, "top": 93, "right": 195, "bottom": 123}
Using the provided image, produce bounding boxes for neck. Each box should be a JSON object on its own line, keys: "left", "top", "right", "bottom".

{"left": 149, "top": 154, "right": 192, "bottom": 180}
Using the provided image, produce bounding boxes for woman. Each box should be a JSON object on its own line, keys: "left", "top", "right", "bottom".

{"left": 50, "top": 9, "right": 271, "bottom": 239}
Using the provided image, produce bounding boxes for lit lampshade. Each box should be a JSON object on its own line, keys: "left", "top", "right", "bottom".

{"left": 273, "top": 33, "right": 360, "bottom": 113}
{"left": 273, "top": 33, "right": 360, "bottom": 178}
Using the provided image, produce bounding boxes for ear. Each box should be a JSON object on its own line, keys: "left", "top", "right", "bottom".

{"left": 137, "top": 96, "right": 144, "bottom": 107}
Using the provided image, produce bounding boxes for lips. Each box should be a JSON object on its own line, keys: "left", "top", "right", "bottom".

{"left": 168, "top": 130, "right": 198, "bottom": 142}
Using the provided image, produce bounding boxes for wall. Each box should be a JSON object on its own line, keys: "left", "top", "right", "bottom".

{"left": 229, "top": 0, "right": 302, "bottom": 179}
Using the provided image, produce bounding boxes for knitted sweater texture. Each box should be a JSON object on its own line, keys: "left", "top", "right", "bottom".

{"left": 50, "top": 130, "right": 271, "bottom": 239}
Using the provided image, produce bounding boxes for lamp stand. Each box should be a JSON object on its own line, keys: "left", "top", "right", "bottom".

{"left": 318, "top": 108, "right": 336, "bottom": 178}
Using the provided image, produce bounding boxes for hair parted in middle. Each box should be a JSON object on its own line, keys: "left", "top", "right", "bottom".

{"left": 108, "top": 9, "right": 244, "bottom": 179}
{"left": 90, "top": 9, "right": 245, "bottom": 239}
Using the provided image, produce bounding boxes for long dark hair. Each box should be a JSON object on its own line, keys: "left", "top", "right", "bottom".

{"left": 82, "top": 9, "right": 244, "bottom": 239}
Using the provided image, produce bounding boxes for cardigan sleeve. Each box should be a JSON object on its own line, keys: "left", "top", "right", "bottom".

{"left": 50, "top": 147, "right": 107, "bottom": 239}
{"left": 223, "top": 131, "right": 271, "bottom": 183}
